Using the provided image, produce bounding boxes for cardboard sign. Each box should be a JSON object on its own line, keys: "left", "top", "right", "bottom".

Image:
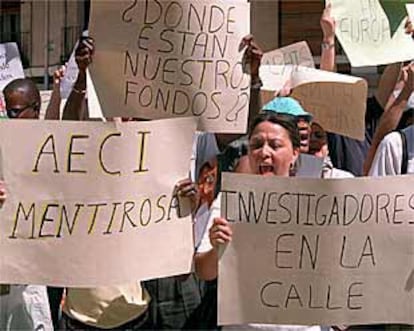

{"left": 261, "top": 66, "right": 368, "bottom": 141}
{"left": 0, "top": 118, "right": 196, "bottom": 287}
{"left": 260, "top": 42, "right": 315, "bottom": 92}
{"left": 0, "top": 43, "right": 25, "bottom": 112}
{"left": 219, "top": 173, "right": 414, "bottom": 326}
{"left": 331, "top": 0, "right": 414, "bottom": 67}
{"left": 89, "top": 0, "right": 250, "bottom": 133}
{"left": 86, "top": 68, "right": 105, "bottom": 120}
{"left": 295, "top": 154, "right": 324, "bottom": 178}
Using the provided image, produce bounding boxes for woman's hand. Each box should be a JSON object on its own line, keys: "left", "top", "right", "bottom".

{"left": 209, "top": 217, "right": 232, "bottom": 250}
{"left": 176, "top": 178, "right": 200, "bottom": 214}
{"left": 320, "top": 3, "right": 336, "bottom": 43}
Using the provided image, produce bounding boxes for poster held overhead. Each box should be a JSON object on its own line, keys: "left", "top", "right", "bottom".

{"left": 330, "top": 0, "right": 414, "bottom": 67}
{"left": 89, "top": 0, "right": 251, "bottom": 133}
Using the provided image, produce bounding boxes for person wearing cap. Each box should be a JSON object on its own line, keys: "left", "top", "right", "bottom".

{"left": 234, "top": 97, "right": 313, "bottom": 175}
{"left": 261, "top": 97, "right": 313, "bottom": 154}
{"left": 195, "top": 111, "right": 332, "bottom": 331}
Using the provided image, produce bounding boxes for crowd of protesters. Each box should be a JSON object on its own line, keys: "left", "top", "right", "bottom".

{"left": 0, "top": 4, "right": 413, "bottom": 331}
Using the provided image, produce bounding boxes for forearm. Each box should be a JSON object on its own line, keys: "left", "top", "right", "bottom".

{"left": 44, "top": 86, "right": 61, "bottom": 120}
{"left": 249, "top": 84, "right": 262, "bottom": 126}
{"left": 62, "top": 70, "right": 87, "bottom": 121}
{"left": 320, "top": 37, "right": 336, "bottom": 72}
{"left": 374, "top": 62, "right": 402, "bottom": 111}
{"left": 194, "top": 249, "right": 219, "bottom": 281}
{"left": 363, "top": 99, "right": 407, "bottom": 175}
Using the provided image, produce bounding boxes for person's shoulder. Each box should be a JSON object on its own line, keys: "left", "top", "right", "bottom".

{"left": 380, "top": 131, "right": 402, "bottom": 150}
{"left": 330, "top": 168, "right": 354, "bottom": 178}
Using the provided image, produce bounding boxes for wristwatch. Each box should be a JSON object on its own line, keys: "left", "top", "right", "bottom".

{"left": 321, "top": 41, "right": 335, "bottom": 50}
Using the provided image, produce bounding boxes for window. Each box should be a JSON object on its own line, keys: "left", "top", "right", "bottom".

{"left": 0, "top": 1, "right": 21, "bottom": 43}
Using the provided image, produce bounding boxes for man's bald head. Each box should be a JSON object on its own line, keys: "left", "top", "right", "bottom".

{"left": 3, "top": 78, "right": 41, "bottom": 119}
{"left": 3, "top": 78, "right": 40, "bottom": 104}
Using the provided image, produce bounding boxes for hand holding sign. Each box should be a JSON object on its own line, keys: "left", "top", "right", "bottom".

{"left": 75, "top": 37, "right": 94, "bottom": 72}
{"left": 209, "top": 217, "right": 232, "bottom": 249}
{"left": 176, "top": 177, "right": 200, "bottom": 215}
{"left": 240, "top": 34, "right": 264, "bottom": 77}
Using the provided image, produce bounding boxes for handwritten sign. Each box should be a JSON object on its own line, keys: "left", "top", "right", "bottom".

{"left": 261, "top": 66, "right": 368, "bottom": 141}
{"left": 219, "top": 173, "right": 414, "bottom": 326}
{"left": 89, "top": 0, "right": 250, "bottom": 133}
{"left": 0, "top": 43, "right": 25, "bottom": 112}
{"left": 260, "top": 42, "right": 315, "bottom": 92}
{"left": 331, "top": 0, "right": 414, "bottom": 67}
{"left": 0, "top": 118, "right": 196, "bottom": 287}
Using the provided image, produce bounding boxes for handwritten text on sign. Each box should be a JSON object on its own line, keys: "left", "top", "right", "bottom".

{"left": 331, "top": 0, "right": 414, "bottom": 66}
{"left": 89, "top": 0, "right": 250, "bottom": 133}
{"left": 0, "top": 42, "right": 25, "bottom": 112}
{"left": 218, "top": 173, "right": 414, "bottom": 326}
{"left": 0, "top": 118, "right": 196, "bottom": 287}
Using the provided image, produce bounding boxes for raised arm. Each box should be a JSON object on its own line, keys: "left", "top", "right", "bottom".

{"left": 44, "top": 66, "right": 65, "bottom": 120}
{"left": 374, "top": 62, "right": 403, "bottom": 111}
{"left": 195, "top": 217, "right": 232, "bottom": 281}
{"left": 62, "top": 37, "right": 94, "bottom": 121}
{"left": 320, "top": 3, "right": 336, "bottom": 72}
{"left": 215, "top": 35, "right": 263, "bottom": 149}
{"left": 364, "top": 64, "right": 414, "bottom": 175}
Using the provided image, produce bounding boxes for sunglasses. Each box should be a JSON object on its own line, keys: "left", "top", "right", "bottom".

{"left": 6, "top": 102, "right": 40, "bottom": 118}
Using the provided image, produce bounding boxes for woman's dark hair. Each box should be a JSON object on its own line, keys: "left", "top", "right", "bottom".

{"left": 248, "top": 112, "right": 300, "bottom": 149}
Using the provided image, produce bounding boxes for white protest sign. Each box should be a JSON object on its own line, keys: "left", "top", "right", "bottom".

{"left": 295, "top": 154, "right": 324, "bottom": 178}
{"left": 89, "top": 0, "right": 250, "bottom": 133}
{"left": 86, "top": 69, "right": 105, "bottom": 120}
{"left": 331, "top": 0, "right": 414, "bottom": 67}
{"left": 60, "top": 30, "right": 89, "bottom": 99}
{"left": 219, "top": 173, "right": 414, "bottom": 326}
{"left": 0, "top": 118, "right": 196, "bottom": 287}
{"left": 408, "top": 4, "right": 414, "bottom": 21}
{"left": 261, "top": 66, "right": 368, "bottom": 140}
{"left": 60, "top": 45, "right": 79, "bottom": 99}
{"left": 260, "top": 42, "right": 315, "bottom": 92}
{"left": 0, "top": 43, "right": 25, "bottom": 112}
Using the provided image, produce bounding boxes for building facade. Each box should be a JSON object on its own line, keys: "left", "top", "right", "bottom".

{"left": 1, "top": 0, "right": 87, "bottom": 85}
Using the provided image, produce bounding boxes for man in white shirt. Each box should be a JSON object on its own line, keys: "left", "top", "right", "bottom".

{"left": 369, "top": 125, "right": 414, "bottom": 176}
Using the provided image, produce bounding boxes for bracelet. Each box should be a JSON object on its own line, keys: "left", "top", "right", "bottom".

{"left": 321, "top": 41, "right": 335, "bottom": 50}
{"left": 72, "top": 87, "right": 87, "bottom": 95}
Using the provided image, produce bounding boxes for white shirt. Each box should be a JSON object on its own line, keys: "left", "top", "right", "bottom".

{"left": 369, "top": 126, "right": 414, "bottom": 176}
